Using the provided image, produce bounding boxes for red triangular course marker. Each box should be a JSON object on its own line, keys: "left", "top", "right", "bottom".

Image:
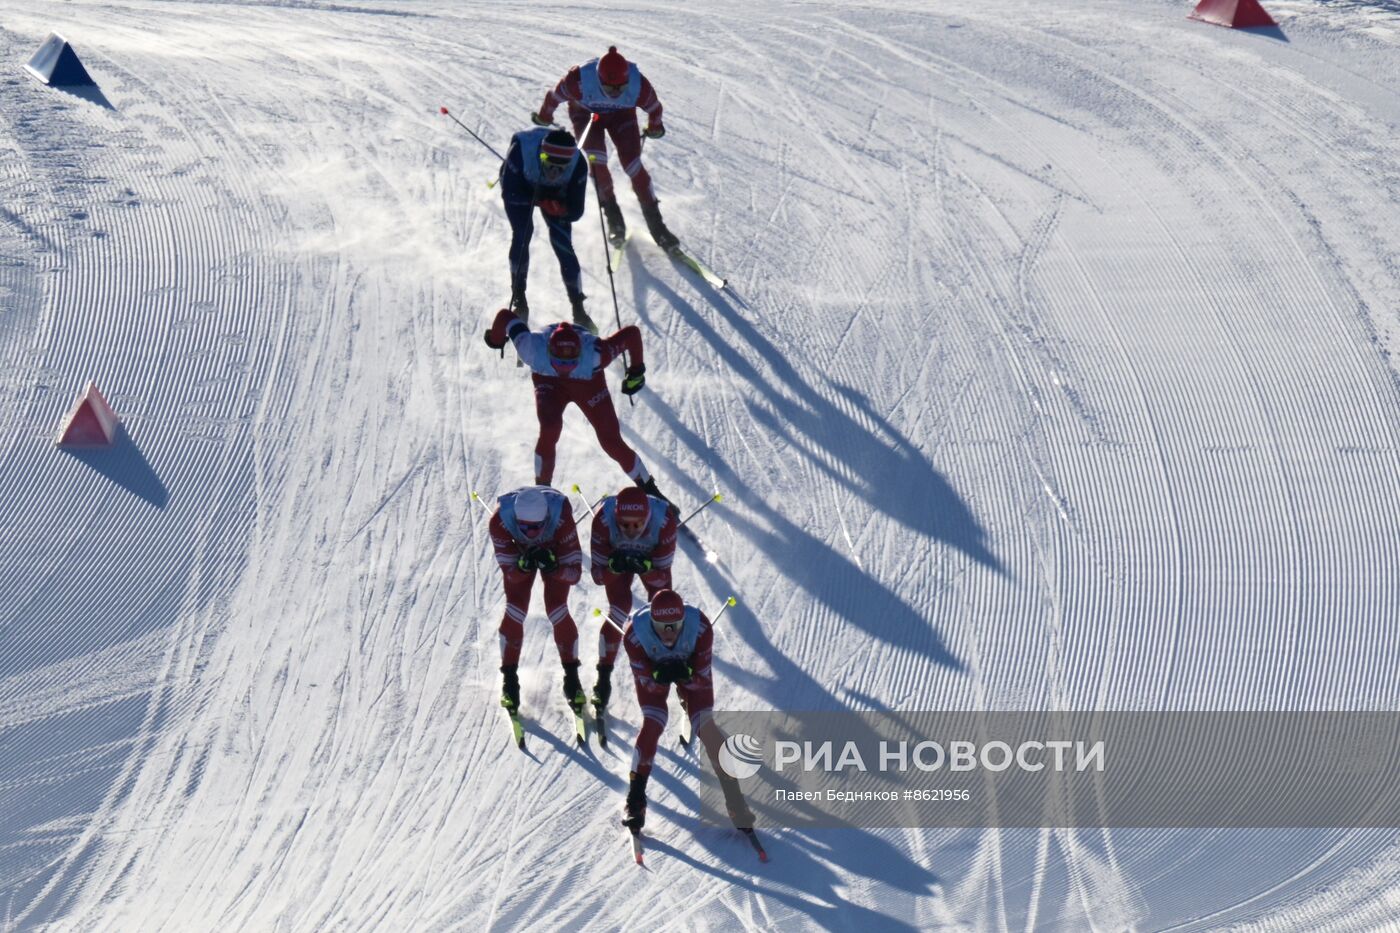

{"left": 56, "top": 382, "right": 120, "bottom": 447}
{"left": 1189, "top": 0, "right": 1277, "bottom": 28}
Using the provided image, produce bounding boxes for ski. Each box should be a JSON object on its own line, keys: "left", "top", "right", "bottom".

{"left": 627, "top": 826, "right": 644, "bottom": 865}
{"left": 740, "top": 827, "right": 769, "bottom": 862}
{"left": 573, "top": 703, "right": 588, "bottom": 746}
{"left": 595, "top": 704, "right": 608, "bottom": 747}
{"left": 505, "top": 708, "right": 525, "bottom": 750}
{"left": 608, "top": 232, "right": 632, "bottom": 273}
{"left": 667, "top": 245, "right": 727, "bottom": 289}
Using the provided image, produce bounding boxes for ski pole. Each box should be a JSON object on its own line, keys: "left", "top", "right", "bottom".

{"left": 439, "top": 106, "right": 506, "bottom": 162}
{"left": 680, "top": 492, "right": 722, "bottom": 528}
{"left": 578, "top": 114, "right": 634, "bottom": 407}
{"left": 710, "top": 596, "right": 738, "bottom": 625}
{"left": 469, "top": 490, "right": 494, "bottom": 518}
{"left": 569, "top": 483, "right": 608, "bottom": 527}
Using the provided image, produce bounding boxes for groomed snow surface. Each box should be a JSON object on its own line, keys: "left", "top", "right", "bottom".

{"left": 3, "top": 0, "right": 1400, "bottom": 929}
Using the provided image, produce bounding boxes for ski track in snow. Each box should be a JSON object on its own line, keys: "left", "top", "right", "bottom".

{"left": 2, "top": 0, "right": 1400, "bottom": 929}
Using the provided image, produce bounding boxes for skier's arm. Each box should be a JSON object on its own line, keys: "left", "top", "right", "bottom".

{"left": 563, "top": 158, "right": 588, "bottom": 222}
{"left": 637, "top": 76, "right": 664, "bottom": 133}
{"left": 537, "top": 68, "right": 583, "bottom": 123}
{"left": 625, "top": 630, "right": 664, "bottom": 692}
{"left": 596, "top": 325, "right": 644, "bottom": 370}
{"left": 500, "top": 137, "right": 534, "bottom": 207}
{"left": 590, "top": 510, "right": 615, "bottom": 585}
{"left": 553, "top": 501, "right": 584, "bottom": 580}
{"left": 690, "top": 616, "right": 714, "bottom": 685}
{"left": 485, "top": 307, "right": 529, "bottom": 351}
{"left": 639, "top": 512, "right": 677, "bottom": 590}
{"left": 489, "top": 512, "right": 526, "bottom": 575}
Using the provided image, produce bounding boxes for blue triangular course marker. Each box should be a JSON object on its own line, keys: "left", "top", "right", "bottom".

{"left": 25, "top": 33, "right": 96, "bottom": 87}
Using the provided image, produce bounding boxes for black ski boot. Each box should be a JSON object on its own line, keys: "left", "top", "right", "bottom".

{"left": 562, "top": 660, "right": 586, "bottom": 713}
{"left": 636, "top": 475, "right": 679, "bottom": 518}
{"left": 500, "top": 664, "right": 521, "bottom": 712}
{"left": 510, "top": 289, "right": 529, "bottom": 326}
{"left": 601, "top": 198, "right": 626, "bottom": 246}
{"left": 622, "top": 770, "right": 650, "bottom": 831}
{"left": 590, "top": 663, "right": 613, "bottom": 710}
{"left": 569, "top": 291, "right": 597, "bottom": 335}
{"left": 640, "top": 200, "right": 679, "bottom": 252}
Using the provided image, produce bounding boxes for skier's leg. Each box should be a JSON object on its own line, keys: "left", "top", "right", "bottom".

{"left": 503, "top": 199, "right": 535, "bottom": 299}
{"left": 544, "top": 214, "right": 584, "bottom": 300}
{"left": 533, "top": 379, "right": 566, "bottom": 484}
{"left": 630, "top": 683, "right": 671, "bottom": 776}
{"left": 498, "top": 569, "right": 534, "bottom": 667}
{"left": 542, "top": 573, "right": 579, "bottom": 665}
{"left": 607, "top": 115, "right": 655, "bottom": 205}
{"left": 580, "top": 389, "right": 649, "bottom": 482}
{"left": 600, "top": 575, "right": 633, "bottom": 665}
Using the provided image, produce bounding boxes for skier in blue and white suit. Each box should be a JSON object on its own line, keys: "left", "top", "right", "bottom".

{"left": 499, "top": 126, "right": 593, "bottom": 331}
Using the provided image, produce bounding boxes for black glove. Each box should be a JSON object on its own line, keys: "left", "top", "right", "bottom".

{"left": 608, "top": 553, "right": 652, "bottom": 575}
{"left": 643, "top": 125, "right": 665, "bottom": 139}
{"left": 621, "top": 364, "right": 646, "bottom": 396}
{"left": 514, "top": 551, "right": 537, "bottom": 573}
{"left": 484, "top": 329, "right": 506, "bottom": 350}
{"left": 652, "top": 659, "right": 693, "bottom": 685}
{"left": 530, "top": 547, "right": 559, "bottom": 574}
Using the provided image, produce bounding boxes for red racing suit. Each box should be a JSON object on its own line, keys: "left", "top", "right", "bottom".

{"left": 487, "top": 309, "right": 647, "bottom": 485}
{"left": 537, "top": 58, "right": 664, "bottom": 206}
{"left": 591, "top": 495, "right": 677, "bottom": 666}
{"left": 490, "top": 487, "right": 584, "bottom": 667}
{"left": 624, "top": 605, "right": 713, "bottom": 777}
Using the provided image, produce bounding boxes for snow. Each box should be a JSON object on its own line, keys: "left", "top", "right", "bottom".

{"left": 2, "top": 0, "right": 1400, "bottom": 928}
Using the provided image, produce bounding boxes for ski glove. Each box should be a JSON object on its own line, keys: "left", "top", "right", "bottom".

{"left": 531, "top": 111, "right": 552, "bottom": 127}
{"left": 484, "top": 329, "right": 507, "bottom": 351}
{"left": 643, "top": 125, "right": 665, "bottom": 139}
{"left": 538, "top": 199, "right": 568, "bottom": 218}
{"left": 652, "top": 659, "right": 693, "bottom": 685}
{"left": 514, "top": 551, "right": 537, "bottom": 573}
{"left": 608, "top": 553, "right": 652, "bottom": 575}
{"left": 621, "top": 364, "right": 646, "bottom": 396}
{"left": 530, "top": 547, "right": 559, "bottom": 574}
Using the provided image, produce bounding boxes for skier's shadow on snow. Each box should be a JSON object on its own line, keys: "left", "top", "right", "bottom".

{"left": 620, "top": 256, "right": 995, "bottom": 688}
{"left": 627, "top": 259, "right": 998, "bottom": 572}
{"left": 646, "top": 763, "right": 935, "bottom": 929}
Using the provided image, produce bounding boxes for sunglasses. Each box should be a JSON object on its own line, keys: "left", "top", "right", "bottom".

{"left": 519, "top": 520, "right": 544, "bottom": 534}
{"left": 618, "top": 518, "right": 646, "bottom": 534}
{"left": 658, "top": 621, "right": 680, "bottom": 634}
{"left": 550, "top": 353, "right": 580, "bottom": 368}
{"left": 602, "top": 81, "right": 626, "bottom": 94}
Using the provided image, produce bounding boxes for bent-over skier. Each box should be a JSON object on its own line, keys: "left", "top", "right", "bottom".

{"left": 622, "top": 590, "right": 755, "bottom": 834}
{"left": 484, "top": 310, "right": 671, "bottom": 502}
{"left": 500, "top": 126, "right": 594, "bottom": 331}
{"left": 490, "top": 485, "right": 586, "bottom": 717}
{"left": 588, "top": 486, "right": 677, "bottom": 714}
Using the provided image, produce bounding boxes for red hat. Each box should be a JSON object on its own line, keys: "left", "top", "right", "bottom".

{"left": 548, "top": 323, "right": 581, "bottom": 361}
{"left": 650, "top": 589, "right": 685, "bottom": 625}
{"left": 598, "top": 46, "right": 628, "bottom": 85}
{"left": 616, "top": 486, "right": 650, "bottom": 523}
